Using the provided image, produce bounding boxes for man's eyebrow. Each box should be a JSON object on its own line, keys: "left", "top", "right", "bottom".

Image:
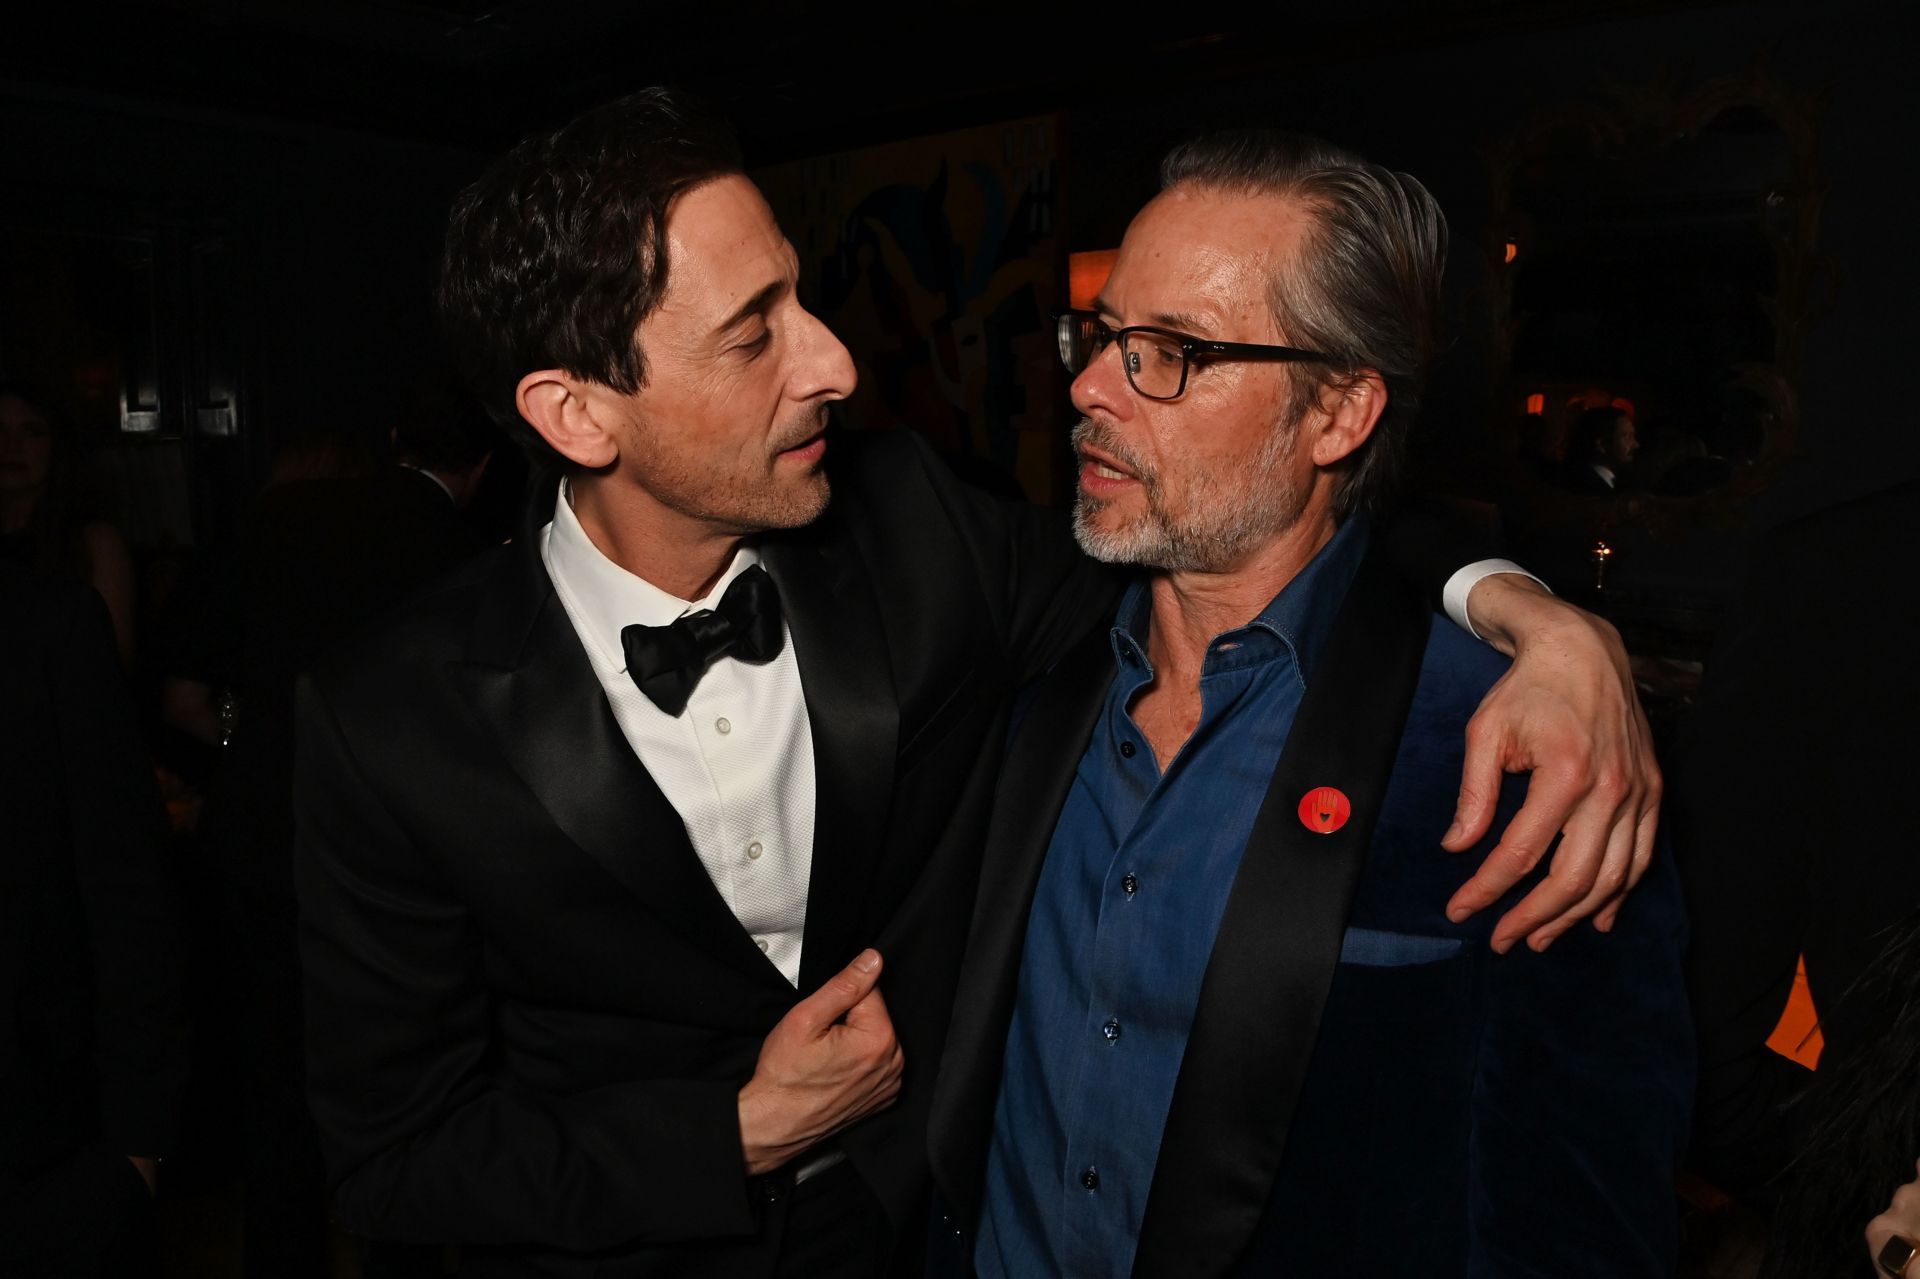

{"left": 713, "top": 278, "right": 787, "bottom": 336}
{"left": 1147, "top": 309, "right": 1217, "bottom": 337}
{"left": 1088, "top": 297, "right": 1218, "bottom": 337}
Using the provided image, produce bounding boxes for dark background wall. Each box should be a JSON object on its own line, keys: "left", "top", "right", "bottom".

{"left": 1, "top": 86, "right": 483, "bottom": 544}
{"left": 2, "top": 1, "right": 1907, "bottom": 548}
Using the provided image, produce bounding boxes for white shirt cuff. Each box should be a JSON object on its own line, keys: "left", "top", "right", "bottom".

{"left": 1442, "top": 559, "right": 1550, "bottom": 641}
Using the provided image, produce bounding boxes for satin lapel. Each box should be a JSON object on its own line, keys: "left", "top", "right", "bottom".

{"left": 453, "top": 542, "right": 786, "bottom": 989}
{"left": 1132, "top": 551, "right": 1431, "bottom": 1278}
{"left": 927, "top": 624, "right": 1116, "bottom": 1224}
{"left": 759, "top": 533, "right": 901, "bottom": 994}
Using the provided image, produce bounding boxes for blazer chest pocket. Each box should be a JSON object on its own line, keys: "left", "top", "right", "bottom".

{"left": 1336, "top": 927, "right": 1463, "bottom": 968}
{"left": 897, "top": 670, "right": 982, "bottom": 773}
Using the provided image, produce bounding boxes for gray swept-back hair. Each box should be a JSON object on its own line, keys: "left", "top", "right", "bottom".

{"left": 1159, "top": 130, "right": 1448, "bottom": 517}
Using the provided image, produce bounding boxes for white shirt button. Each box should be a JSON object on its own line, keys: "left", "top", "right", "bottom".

{"left": 715, "top": 717, "right": 732, "bottom": 735}
{"left": 746, "top": 840, "right": 764, "bottom": 861}
{"left": 756, "top": 938, "right": 769, "bottom": 953}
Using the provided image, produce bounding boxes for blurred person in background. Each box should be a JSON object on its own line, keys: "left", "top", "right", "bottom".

{"left": 178, "top": 390, "right": 496, "bottom": 1278}
{"left": 1560, "top": 403, "right": 1640, "bottom": 495}
{"left": 0, "top": 378, "right": 137, "bottom": 664}
{"left": 0, "top": 560, "right": 189, "bottom": 1276}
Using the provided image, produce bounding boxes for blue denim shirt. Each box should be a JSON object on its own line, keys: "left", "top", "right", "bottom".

{"left": 976, "top": 518, "right": 1370, "bottom": 1279}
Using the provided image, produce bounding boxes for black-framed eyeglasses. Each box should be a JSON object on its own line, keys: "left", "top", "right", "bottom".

{"left": 1055, "top": 309, "right": 1335, "bottom": 401}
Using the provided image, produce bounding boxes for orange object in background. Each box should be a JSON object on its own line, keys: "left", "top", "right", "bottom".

{"left": 1766, "top": 956, "right": 1824, "bottom": 1069}
{"left": 1068, "top": 249, "right": 1118, "bottom": 309}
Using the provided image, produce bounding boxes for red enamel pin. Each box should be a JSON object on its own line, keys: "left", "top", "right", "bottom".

{"left": 1298, "top": 786, "right": 1352, "bottom": 835}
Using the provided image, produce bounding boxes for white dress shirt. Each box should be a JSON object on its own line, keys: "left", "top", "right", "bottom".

{"left": 540, "top": 483, "right": 816, "bottom": 987}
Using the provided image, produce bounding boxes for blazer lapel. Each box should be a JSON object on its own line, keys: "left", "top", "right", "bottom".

{"left": 927, "top": 623, "right": 1117, "bottom": 1224}
{"left": 1132, "top": 550, "right": 1431, "bottom": 1278}
{"left": 453, "top": 540, "right": 786, "bottom": 990}
{"left": 760, "top": 530, "right": 901, "bottom": 994}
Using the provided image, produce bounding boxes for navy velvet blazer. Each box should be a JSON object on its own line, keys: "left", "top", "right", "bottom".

{"left": 928, "top": 550, "right": 1695, "bottom": 1277}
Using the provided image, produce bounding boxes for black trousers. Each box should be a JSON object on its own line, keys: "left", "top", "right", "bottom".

{"left": 773, "top": 1160, "right": 893, "bottom": 1279}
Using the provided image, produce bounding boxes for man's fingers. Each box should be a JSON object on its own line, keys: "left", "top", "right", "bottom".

{"left": 788, "top": 949, "right": 882, "bottom": 1036}
{"left": 1445, "top": 765, "right": 1581, "bottom": 924}
{"left": 1629, "top": 782, "right": 1660, "bottom": 889}
{"left": 1481, "top": 802, "right": 1611, "bottom": 952}
{"left": 1597, "top": 802, "right": 1661, "bottom": 933}
{"left": 1526, "top": 802, "right": 1635, "bottom": 950}
{"left": 841, "top": 982, "right": 895, "bottom": 1038}
{"left": 1443, "top": 713, "right": 1508, "bottom": 852}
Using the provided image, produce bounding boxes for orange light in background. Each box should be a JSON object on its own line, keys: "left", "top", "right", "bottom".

{"left": 1525, "top": 393, "right": 1545, "bottom": 416}
{"left": 1503, "top": 240, "right": 1519, "bottom": 264}
{"left": 1069, "top": 249, "right": 1118, "bottom": 309}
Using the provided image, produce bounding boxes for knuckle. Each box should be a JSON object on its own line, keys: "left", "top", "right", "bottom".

{"left": 1497, "top": 843, "right": 1541, "bottom": 872}
{"left": 1590, "top": 770, "right": 1629, "bottom": 803}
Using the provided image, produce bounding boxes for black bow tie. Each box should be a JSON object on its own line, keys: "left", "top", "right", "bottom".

{"left": 620, "top": 565, "right": 784, "bottom": 716}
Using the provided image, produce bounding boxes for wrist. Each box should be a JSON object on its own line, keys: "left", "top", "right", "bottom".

{"left": 1464, "top": 572, "right": 1556, "bottom": 657}
{"left": 737, "top": 1086, "right": 798, "bottom": 1177}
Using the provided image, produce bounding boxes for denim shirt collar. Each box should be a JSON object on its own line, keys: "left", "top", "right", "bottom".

{"left": 1108, "top": 515, "right": 1372, "bottom": 689}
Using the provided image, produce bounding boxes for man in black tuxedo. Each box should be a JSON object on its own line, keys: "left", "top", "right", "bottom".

{"left": 296, "top": 92, "right": 1664, "bottom": 1277}
{"left": 928, "top": 131, "right": 1691, "bottom": 1277}
{"left": 0, "top": 562, "right": 188, "bottom": 1275}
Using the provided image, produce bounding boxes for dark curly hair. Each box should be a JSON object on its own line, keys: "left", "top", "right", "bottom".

{"left": 437, "top": 87, "right": 743, "bottom": 469}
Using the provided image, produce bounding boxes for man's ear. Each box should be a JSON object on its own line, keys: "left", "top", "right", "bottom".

{"left": 516, "top": 370, "right": 619, "bottom": 470}
{"left": 1308, "top": 369, "right": 1387, "bottom": 468}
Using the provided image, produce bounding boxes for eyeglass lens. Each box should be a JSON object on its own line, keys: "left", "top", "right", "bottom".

{"left": 1056, "top": 315, "right": 1187, "bottom": 399}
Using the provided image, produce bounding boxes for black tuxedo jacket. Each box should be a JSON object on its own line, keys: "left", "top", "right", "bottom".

{"left": 293, "top": 430, "right": 1114, "bottom": 1276}
{"left": 927, "top": 551, "right": 1694, "bottom": 1277}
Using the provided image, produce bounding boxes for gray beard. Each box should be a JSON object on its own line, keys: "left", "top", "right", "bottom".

{"left": 1069, "top": 416, "right": 1305, "bottom": 572}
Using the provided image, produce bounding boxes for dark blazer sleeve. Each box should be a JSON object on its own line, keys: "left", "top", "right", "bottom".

{"left": 889, "top": 433, "right": 1122, "bottom": 683}
{"left": 1469, "top": 817, "right": 1694, "bottom": 1276}
{"left": 1373, "top": 498, "right": 1507, "bottom": 614}
{"left": 294, "top": 678, "right": 759, "bottom": 1251}
{"left": 55, "top": 583, "right": 189, "bottom": 1158}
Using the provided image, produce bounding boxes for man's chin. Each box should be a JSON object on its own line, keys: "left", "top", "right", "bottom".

{"left": 1072, "top": 499, "right": 1154, "bottom": 566}
{"left": 757, "top": 472, "right": 832, "bottom": 531}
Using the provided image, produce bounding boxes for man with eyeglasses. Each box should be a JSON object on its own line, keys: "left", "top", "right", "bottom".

{"left": 928, "top": 131, "right": 1692, "bottom": 1278}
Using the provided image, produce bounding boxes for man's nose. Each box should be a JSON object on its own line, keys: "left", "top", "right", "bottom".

{"left": 1069, "top": 340, "right": 1134, "bottom": 424}
{"left": 793, "top": 307, "right": 857, "bottom": 403}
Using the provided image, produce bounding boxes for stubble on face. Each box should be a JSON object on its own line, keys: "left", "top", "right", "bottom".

{"left": 1070, "top": 409, "right": 1307, "bottom": 573}
{"left": 616, "top": 392, "right": 834, "bottom": 536}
